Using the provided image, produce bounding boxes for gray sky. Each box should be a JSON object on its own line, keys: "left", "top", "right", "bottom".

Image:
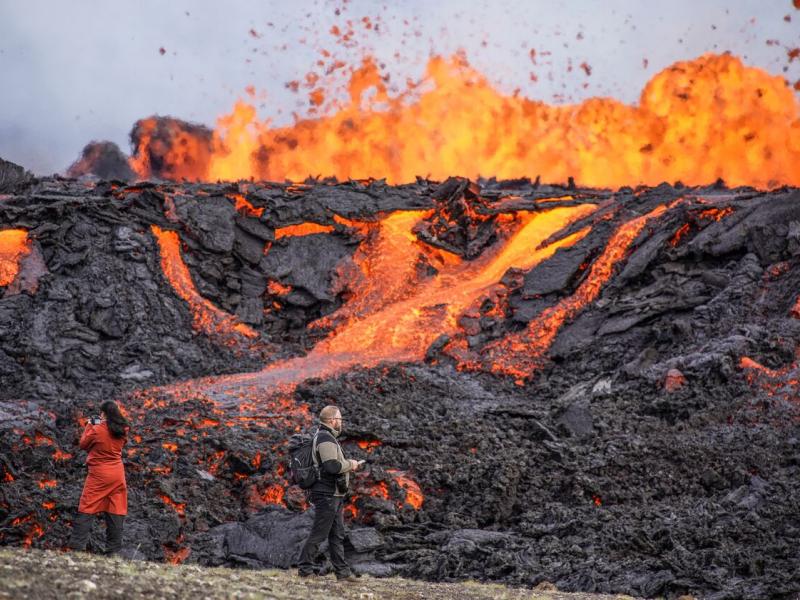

{"left": 0, "top": 0, "right": 797, "bottom": 175}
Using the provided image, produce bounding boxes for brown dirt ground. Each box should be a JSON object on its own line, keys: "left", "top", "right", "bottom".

{"left": 0, "top": 548, "right": 647, "bottom": 600}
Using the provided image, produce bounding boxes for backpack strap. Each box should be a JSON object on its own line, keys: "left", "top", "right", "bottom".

{"left": 311, "top": 428, "right": 320, "bottom": 467}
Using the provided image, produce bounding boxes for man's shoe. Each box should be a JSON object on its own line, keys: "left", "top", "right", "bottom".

{"left": 298, "top": 570, "right": 315, "bottom": 578}
{"left": 336, "top": 573, "right": 360, "bottom": 582}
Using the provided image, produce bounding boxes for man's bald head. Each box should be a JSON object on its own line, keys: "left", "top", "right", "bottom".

{"left": 319, "top": 405, "right": 341, "bottom": 425}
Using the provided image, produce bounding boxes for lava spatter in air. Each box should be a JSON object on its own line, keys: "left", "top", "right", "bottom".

{"left": 150, "top": 225, "right": 258, "bottom": 346}
{"left": 479, "top": 201, "right": 680, "bottom": 381}
{"left": 132, "top": 53, "right": 800, "bottom": 189}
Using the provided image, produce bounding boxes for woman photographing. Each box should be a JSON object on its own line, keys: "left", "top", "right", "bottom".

{"left": 68, "top": 401, "right": 129, "bottom": 555}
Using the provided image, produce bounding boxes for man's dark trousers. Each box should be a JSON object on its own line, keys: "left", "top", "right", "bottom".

{"left": 298, "top": 493, "right": 350, "bottom": 577}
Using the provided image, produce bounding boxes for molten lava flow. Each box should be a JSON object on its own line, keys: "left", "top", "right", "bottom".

{"left": 0, "top": 229, "right": 31, "bottom": 287}
{"left": 158, "top": 493, "right": 186, "bottom": 517}
{"left": 698, "top": 206, "right": 734, "bottom": 221}
{"left": 163, "top": 533, "right": 191, "bottom": 565}
{"left": 267, "top": 280, "right": 292, "bottom": 295}
{"left": 23, "top": 523, "right": 44, "bottom": 548}
{"left": 251, "top": 453, "right": 262, "bottom": 469}
{"left": 387, "top": 470, "right": 424, "bottom": 509}
{"left": 356, "top": 439, "right": 381, "bottom": 452}
{"left": 261, "top": 483, "right": 286, "bottom": 506}
{"left": 310, "top": 210, "right": 433, "bottom": 331}
{"left": 483, "top": 202, "right": 676, "bottom": 380}
{"left": 164, "top": 545, "right": 191, "bottom": 565}
{"left": 214, "top": 204, "right": 595, "bottom": 392}
{"left": 150, "top": 226, "right": 258, "bottom": 345}
{"left": 669, "top": 205, "right": 735, "bottom": 248}
{"left": 315, "top": 205, "right": 595, "bottom": 362}
{"left": 12, "top": 514, "right": 44, "bottom": 549}
{"left": 133, "top": 53, "right": 800, "bottom": 189}
{"left": 274, "top": 222, "right": 335, "bottom": 239}
{"left": 34, "top": 432, "right": 54, "bottom": 446}
{"left": 740, "top": 356, "right": 781, "bottom": 380}
{"left": 11, "top": 515, "right": 32, "bottom": 527}
{"left": 669, "top": 222, "right": 691, "bottom": 247}
{"left": 228, "top": 193, "right": 264, "bottom": 218}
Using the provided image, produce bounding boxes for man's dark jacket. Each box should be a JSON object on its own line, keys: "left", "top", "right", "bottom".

{"left": 310, "top": 423, "right": 352, "bottom": 496}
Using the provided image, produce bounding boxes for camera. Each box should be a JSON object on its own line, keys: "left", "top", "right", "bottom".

{"left": 89, "top": 416, "right": 102, "bottom": 425}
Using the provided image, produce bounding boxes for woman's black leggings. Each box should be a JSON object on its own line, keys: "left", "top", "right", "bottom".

{"left": 68, "top": 512, "right": 124, "bottom": 554}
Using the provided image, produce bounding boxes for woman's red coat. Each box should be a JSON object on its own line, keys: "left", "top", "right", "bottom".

{"left": 77, "top": 422, "right": 127, "bottom": 515}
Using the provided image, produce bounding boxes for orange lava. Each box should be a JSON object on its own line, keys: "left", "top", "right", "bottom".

{"left": 483, "top": 202, "right": 678, "bottom": 380}
{"left": 151, "top": 225, "right": 258, "bottom": 345}
{"left": 34, "top": 432, "right": 54, "bottom": 446}
{"left": 363, "top": 481, "right": 390, "bottom": 500}
{"left": 22, "top": 523, "right": 44, "bottom": 548}
{"left": 319, "top": 206, "right": 595, "bottom": 362}
{"left": 11, "top": 515, "right": 32, "bottom": 527}
{"left": 251, "top": 453, "right": 262, "bottom": 469}
{"left": 0, "top": 229, "right": 31, "bottom": 287}
{"left": 158, "top": 493, "right": 186, "bottom": 517}
{"left": 164, "top": 545, "right": 191, "bottom": 565}
{"left": 669, "top": 222, "right": 691, "bottom": 247}
{"left": 228, "top": 193, "right": 264, "bottom": 217}
{"left": 42, "top": 501, "right": 56, "bottom": 510}
{"left": 738, "top": 355, "right": 795, "bottom": 399}
{"left": 664, "top": 369, "right": 687, "bottom": 392}
{"left": 133, "top": 53, "right": 800, "bottom": 189}
{"left": 274, "top": 222, "right": 335, "bottom": 239}
{"left": 739, "top": 356, "right": 782, "bottom": 380}
{"left": 356, "top": 439, "right": 381, "bottom": 452}
{"left": 206, "top": 450, "right": 227, "bottom": 475}
{"left": 52, "top": 449, "right": 73, "bottom": 461}
{"left": 698, "top": 206, "right": 734, "bottom": 221}
{"left": 267, "top": 280, "right": 292, "bottom": 295}
{"left": 261, "top": 483, "right": 286, "bottom": 506}
{"left": 387, "top": 470, "right": 424, "bottom": 509}
{"left": 37, "top": 479, "right": 57, "bottom": 489}
{"left": 214, "top": 205, "right": 595, "bottom": 391}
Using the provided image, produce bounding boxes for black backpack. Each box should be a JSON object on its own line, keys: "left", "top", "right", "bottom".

{"left": 287, "top": 429, "right": 320, "bottom": 489}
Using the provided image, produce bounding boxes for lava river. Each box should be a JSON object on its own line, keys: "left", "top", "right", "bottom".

{"left": 195, "top": 203, "right": 597, "bottom": 402}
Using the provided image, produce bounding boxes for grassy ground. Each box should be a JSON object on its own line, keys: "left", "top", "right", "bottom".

{"left": 0, "top": 548, "right": 642, "bottom": 600}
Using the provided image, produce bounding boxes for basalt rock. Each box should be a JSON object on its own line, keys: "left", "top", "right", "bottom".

{"left": 0, "top": 157, "right": 33, "bottom": 193}
{"left": 2, "top": 177, "right": 800, "bottom": 599}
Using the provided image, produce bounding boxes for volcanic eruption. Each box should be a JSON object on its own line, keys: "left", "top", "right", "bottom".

{"left": 2, "top": 4, "right": 800, "bottom": 598}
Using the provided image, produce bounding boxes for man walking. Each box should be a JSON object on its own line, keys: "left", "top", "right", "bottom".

{"left": 298, "top": 405, "right": 362, "bottom": 581}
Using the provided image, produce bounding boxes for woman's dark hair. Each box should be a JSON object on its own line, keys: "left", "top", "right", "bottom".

{"left": 100, "top": 401, "right": 129, "bottom": 439}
